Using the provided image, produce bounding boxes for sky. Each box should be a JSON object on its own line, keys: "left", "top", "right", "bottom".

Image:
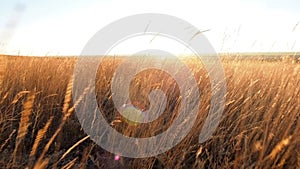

{"left": 0, "top": 0, "right": 299, "bottom": 56}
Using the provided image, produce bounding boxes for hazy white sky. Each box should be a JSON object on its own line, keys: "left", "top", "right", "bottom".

{"left": 0, "top": 0, "right": 299, "bottom": 55}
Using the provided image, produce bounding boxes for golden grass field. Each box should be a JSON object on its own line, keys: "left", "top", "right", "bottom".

{"left": 0, "top": 55, "right": 299, "bottom": 168}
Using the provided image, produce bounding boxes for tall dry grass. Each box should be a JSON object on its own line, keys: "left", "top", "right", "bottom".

{"left": 0, "top": 54, "right": 299, "bottom": 168}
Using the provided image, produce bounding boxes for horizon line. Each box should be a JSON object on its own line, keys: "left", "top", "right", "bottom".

{"left": 1, "top": 51, "right": 300, "bottom": 58}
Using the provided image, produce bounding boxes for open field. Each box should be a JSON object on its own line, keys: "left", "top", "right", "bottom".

{"left": 0, "top": 55, "right": 299, "bottom": 168}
